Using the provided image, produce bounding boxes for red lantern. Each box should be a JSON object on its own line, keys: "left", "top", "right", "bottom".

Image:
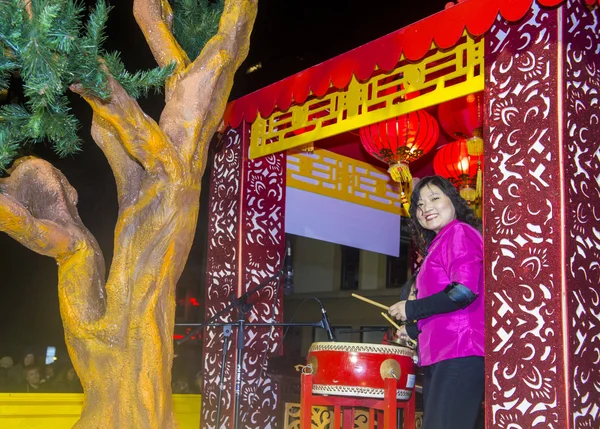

{"left": 433, "top": 139, "right": 482, "bottom": 202}
{"left": 359, "top": 110, "right": 439, "bottom": 214}
{"left": 359, "top": 110, "right": 439, "bottom": 184}
{"left": 437, "top": 92, "right": 483, "bottom": 156}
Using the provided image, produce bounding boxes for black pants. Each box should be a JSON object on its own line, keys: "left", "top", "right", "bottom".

{"left": 422, "top": 356, "right": 484, "bottom": 429}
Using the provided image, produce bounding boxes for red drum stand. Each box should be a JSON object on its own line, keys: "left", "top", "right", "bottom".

{"left": 299, "top": 370, "right": 415, "bottom": 429}
{"left": 299, "top": 342, "right": 416, "bottom": 429}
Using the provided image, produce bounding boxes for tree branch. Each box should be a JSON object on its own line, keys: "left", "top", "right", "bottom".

{"left": 216, "top": 0, "right": 259, "bottom": 70}
{"left": 71, "top": 72, "right": 183, "bottom": 181}
{"left": 0, "top": 158, "right": 107, "bottom": 338}
{"left": 23, "top": 0, "right": 32, "bottom": 18}
{"left": 133, "top": 0, "right": 190, "bottom": 72}
{"left": 159, "top": 0, "right": 258, "bottom": 167}
{"left": 0, "top": 192, "right": 75, "bottom": 258}
{"left": 90, "top": 114, "right": 145, "bottom": 209}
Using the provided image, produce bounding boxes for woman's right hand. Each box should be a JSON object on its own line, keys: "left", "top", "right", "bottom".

{"left": 388, "top": 300, "right": 407, "bottom": 321}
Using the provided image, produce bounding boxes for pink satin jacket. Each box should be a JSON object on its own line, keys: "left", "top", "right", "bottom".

{"left": 415, "top": 219, "right": 485, "bottom": 366}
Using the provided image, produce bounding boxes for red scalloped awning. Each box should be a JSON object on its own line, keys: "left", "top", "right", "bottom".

{"left": 224, "top": 0, "right": 567, "bottom": 129}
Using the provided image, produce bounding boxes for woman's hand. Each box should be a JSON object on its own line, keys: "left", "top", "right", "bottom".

{"left": 396, "top": 325, "right": 410, "bottom": 342}
{"left": 388, "top": 300, "right": 407, "bottom": 321}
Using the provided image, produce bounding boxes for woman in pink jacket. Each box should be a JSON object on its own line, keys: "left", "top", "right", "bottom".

{"left": 389, "top": 175, "right": 484, "bottom": 429}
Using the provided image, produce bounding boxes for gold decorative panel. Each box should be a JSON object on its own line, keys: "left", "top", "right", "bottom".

{"left": 283, "top": 403, "right": 424, "bottom": 428}
{"left": 287, "top": 149, "right": 407, "bottom": 216}
{"left": 250, "top": 33, "right": 484, "bottom": 158}
{"left": 283, "top": 403, "right": 369, "bottom": 429}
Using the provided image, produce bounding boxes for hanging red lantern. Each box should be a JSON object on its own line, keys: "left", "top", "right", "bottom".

{"left": 359, "top": 110, "right": 439, "bottom": 213}
{"left": 433, "top": 139, "right": 483, "bottom": 202}
{"left": 359, "top": 110, "right": 439, "bottom": 183}
{"left": 437, "top": 92, "right": 483, "bottom": 156}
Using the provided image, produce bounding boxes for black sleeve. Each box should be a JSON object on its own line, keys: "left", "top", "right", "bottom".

{"left": 405, "top": 282, "right": 478, "bottom": 321}
{"left": 405, "top": 292, "right": 460, "bottom": 320}
{"left": 405, "top": 323, "right": 419, "bottom": 340}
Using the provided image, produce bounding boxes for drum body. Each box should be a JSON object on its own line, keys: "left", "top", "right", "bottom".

{"left": 306, "top": 342, "right": 416, "bottom": 400}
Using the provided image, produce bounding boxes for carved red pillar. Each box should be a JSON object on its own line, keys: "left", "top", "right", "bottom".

{"left": 562, "top": 1, "right": 600, "bottom": 426}
{"left": 484, "top": 1, "right": 600, "bottom": 428}
{"left": 203, "top": 123, "right": 286, "bottom": 428}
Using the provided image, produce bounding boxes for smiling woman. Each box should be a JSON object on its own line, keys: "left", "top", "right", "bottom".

{"left": 388, "top": 175, "right": 484, "bottom": 429}
{"left": 414, "top": 184, "right": 457, "bottom": 234}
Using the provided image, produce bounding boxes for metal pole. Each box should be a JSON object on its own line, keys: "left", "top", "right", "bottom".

{"left": 214, "top": 325, "right": 232, "bottom": 429}
{"left": 233, "top": 319, "right": 245, "bottom": 429}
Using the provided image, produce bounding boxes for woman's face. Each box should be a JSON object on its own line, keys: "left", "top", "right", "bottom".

{"left": 23, "top": 354, "right": 34, "bottom": 367}
{"left": 415, "top": 184, "right": 456, "bottom": 234}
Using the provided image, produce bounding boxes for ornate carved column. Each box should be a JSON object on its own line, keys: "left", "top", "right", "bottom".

{"left": 484, "top": 1, "right": 600, "bottom": 427}
{"left": 203, "top": 124, "right": 286, "bottom": 428}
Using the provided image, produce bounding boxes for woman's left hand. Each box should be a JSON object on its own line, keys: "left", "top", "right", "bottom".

{"left": 396, "top": 325, "right": 410, "bottom": 342}
{"left": 388, "top": 300, "right": 407, "bottom": 321}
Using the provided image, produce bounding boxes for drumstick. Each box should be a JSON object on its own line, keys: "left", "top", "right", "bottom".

{"left": 380, "top": 312, "right": 402, "bottom": 330}
{"left": 381, "top": 312, "right": 417, "bottom": 346}
{"left": 351, "top": 293, "right": 389, "bottom": 311}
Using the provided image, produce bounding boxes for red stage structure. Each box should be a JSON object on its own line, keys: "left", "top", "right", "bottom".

{"left": 203, "top": 0, "right": 600, "bottom": 427}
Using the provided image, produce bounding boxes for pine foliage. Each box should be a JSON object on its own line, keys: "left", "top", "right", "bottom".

{"left": 171, "top": 0, "right": 224, "bottom": 60}
{"left": 0, "top": 0, "right": 174, "bottom": 171}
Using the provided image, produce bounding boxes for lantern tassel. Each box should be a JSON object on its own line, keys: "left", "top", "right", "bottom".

{"left": 388, "top": 162, "right": 412, "bottom": 216}
{"left": 388, "top": 162, "right": 412, "bottom": 183}
{"left": 476, "top": 160, "right": 483, "bottom": 200}
{"left": 460, "top": 186, "right": 477, "bottom": 202}
{"left": 467, "top": 136, "right": 484, "bottom": 156}
{"left": 400, "top": 190, "right": 411, "bottom": 217}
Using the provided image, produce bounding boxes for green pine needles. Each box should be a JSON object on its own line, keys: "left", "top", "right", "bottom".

{"left": 0, "top": 0, "right": 182, "bottom": 171}
{"left": 171, "top": 0, "right": 224, "bottom": 60}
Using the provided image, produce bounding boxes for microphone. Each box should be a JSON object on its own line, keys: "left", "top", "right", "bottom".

{"left": 319, "top": 302, "right": 337, "bottom": 341}
{"left": 283, "top": 240, "right": 294, "bottom": 296}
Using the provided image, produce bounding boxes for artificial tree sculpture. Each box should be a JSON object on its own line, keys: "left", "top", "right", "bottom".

{"left": 0, "top": 0, "right": 257, "bottom": 427}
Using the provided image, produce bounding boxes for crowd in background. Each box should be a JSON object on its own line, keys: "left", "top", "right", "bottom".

{"left": 0, "top": 350, "right": 82, "bottom": 393}
{"left": 0, "top": 347, "right": 203, "bottom": 394}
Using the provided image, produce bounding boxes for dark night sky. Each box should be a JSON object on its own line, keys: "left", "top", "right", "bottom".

{"left": 0, "top": 0, "right": 449, "bottom": 359}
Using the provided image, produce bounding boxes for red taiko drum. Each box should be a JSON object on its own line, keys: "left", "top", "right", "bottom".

{"left": 306, "top": 342, "right": 416, "bottom": 400}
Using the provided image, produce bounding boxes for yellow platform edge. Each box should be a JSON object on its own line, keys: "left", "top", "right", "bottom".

{"left": 0, "top": 393, "right": 201, "bottom": 429}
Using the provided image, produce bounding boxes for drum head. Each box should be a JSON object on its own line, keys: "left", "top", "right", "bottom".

{"left": 309, "top": 341, "right": 414, "bottom": 356}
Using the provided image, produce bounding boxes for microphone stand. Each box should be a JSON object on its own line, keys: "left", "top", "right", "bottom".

{"left": 176, "top": 269, "right": 336, "bottom": 429}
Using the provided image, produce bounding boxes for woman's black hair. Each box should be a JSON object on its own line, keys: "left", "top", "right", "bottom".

{"left": 408, "top": 175, "right": 481, "bottom": 255}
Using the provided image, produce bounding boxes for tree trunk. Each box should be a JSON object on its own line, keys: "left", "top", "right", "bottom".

{"left": 69, "top": 193, "right": 200, "bottom": 429}
{"left": 70, "top": 336, "right": 178, "bottom": 429}
{"left": 0, "top": 1, "right": 257, "bottom": 427}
